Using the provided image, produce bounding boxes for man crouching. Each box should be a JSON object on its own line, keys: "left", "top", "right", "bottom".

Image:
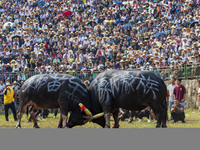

{"left": 170, "top": 98, "right": 186, "bottom": 123}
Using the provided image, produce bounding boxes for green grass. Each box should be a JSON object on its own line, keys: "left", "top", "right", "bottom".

{"left": 1, "top": 109, "right": 200, "bottom": 128}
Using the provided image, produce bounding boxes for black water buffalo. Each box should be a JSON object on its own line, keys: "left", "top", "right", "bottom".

{"left": 16, "top": 74, "right": 93, "bottom": 128}
{"left": 87, "top": 70, "right": 168, "bottom": 128}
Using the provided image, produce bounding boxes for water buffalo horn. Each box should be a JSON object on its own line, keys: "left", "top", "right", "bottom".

{"left": 83, "top": 115, "right": 91, "bottom": 119}
{"left": 78, "top": 103, "right": 92, "bottom": 116}
{"left": 89, "top": 112, "right": 104, "bottom": 121}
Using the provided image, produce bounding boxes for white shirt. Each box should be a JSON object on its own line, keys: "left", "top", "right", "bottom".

{"left": 167, "top": 84, "right": 176, "bottom": 102}
{"left": 0, "top": 84, "right": 5, "bottom": 95}
{"left": 198, "top": 88, "right": 200, "bottom": 95}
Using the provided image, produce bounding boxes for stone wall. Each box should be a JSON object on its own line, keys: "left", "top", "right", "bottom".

{"left": 165, "top": 79, "right": 199, "bottom": 109}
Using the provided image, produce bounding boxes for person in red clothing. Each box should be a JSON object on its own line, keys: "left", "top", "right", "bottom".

{"left": 173, "top": 79, "right": 186, "bottom": 109}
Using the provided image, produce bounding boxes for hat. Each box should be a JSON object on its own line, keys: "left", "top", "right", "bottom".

{"left": 84, "top": 80, "right": 90, "bottom": 85}
{"left": 6, "top": 82, "right": 11, "bottom": 86}
{"left": 13, "top": 81, "right": 18, "bottom": 84}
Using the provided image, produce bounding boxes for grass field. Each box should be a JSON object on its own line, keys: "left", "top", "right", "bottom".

{"left": 1, "top": 109, "right": 200, "bottom": 128}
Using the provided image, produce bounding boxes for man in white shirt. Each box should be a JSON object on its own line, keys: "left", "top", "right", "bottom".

{"left": 0, "top": 80, "right": 5, "bottom": 104}
{"left": 167, "top": 77, "right": 176, "bottom": 120}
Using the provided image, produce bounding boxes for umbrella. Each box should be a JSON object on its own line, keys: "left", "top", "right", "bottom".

{"left": 12, "top": 35, "right": 21, "bottom": 39}
{"left": 37, "top": 0, "right": 45, "bottom": 6}
{"left": 123, "top": 23, "right": 133, "bottom": 30}
{"left": 127, "top": 36, "right": 132, "bottom": 41}
{"left": 12, "top": 35, "right": 22, "bottom": 47}
{"left": 181, "top": 21, "right": 191, "bottom": 27}
{"left": 129, "top": 20, "right": 135, "bottom": 25}
{"left": 3, "top": 22, "right": 14, "bottom": 30}
{"left": 62, "top": 11, "right": 71, "bottom": 17}
{"left": 154, "top": 32, "right": 166, "bottom": 37}
{"left": 87, "top": 21, "right": 96, "bottom": 26}
{"left": 172, "top": 27, "right": 183, "bottom": 35}
{"left": 113, "top": 1, "right": 122, "bottom": 5}
{"left": 190, "top": 21, "right": 199, "bottom": 28}
{"left": 57, "top": 14, "right": 64, "bottom": 19}
{"left": 191, "top": 1, "right": 198, "bottom": 7}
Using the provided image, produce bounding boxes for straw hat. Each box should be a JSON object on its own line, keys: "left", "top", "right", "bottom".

{"left": 84, "top": 80, "right": 90, "bottom": 85}
{"left": 13, "top": 81, "right": 18, "bottom": 84}
{"left": 6, "top": 82, "right": 11, "bottom": 86}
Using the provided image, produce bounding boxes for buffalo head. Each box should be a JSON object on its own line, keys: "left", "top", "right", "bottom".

{"left": 67, "top": 103, "right": 105, "bottom": 128}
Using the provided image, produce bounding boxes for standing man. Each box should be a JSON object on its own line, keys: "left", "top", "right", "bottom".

{"left": 193, "top": 80, "right": 200, "bottom": 116}
{"left": 3, "top": 82, "right": 17, "bottom": 122}
{"left": 12, "top": 81, "right": 20, "bottom": 111}
{"left": 173, "top": 78, "right": 186, "bottom": 109}
{"left": 0, "top": 80, "right": 5, "bottom": 104}
{"left": 167, "top": 77, "right": 176, "bottom": 120}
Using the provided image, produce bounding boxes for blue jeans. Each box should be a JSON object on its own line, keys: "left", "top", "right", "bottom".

{"left": 169, "top": 101, "right": 174, "bottom": 119}
{"left": 169, "top": 101, "right": 174, "bottom": 110}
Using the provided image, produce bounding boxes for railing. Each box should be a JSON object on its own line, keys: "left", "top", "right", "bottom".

{"left": 1, "top": 65, "right": 200, "bottom": 84}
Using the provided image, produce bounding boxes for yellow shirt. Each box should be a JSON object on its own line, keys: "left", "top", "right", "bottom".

{"left": 4, "top": 87, "right": 15, "bottom": 104}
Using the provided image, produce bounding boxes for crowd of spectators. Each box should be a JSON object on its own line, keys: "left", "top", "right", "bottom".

{"left": 0, "top": 0, "right": 200, "bottom": 84}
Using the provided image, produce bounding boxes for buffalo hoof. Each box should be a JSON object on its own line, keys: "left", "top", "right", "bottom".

{"left": 112, "top": 124, "right": 120, "bottom": 128}
{"left": 162, "top": 125, "right": 167, "bottom": 128}
{"left": 27, "top": 120, "right": 32, "bottom": 123}
{"left": 16, "top": 125, "right": 21, "bottom": 129}
{"left": 58, "top": 125, "right": 63, "bottom": 128}
{"left": 33, "top": 125, "right": 40, "bottom": 128}
{"left": 156, "top": 125, "right": 161, "bottom": 128}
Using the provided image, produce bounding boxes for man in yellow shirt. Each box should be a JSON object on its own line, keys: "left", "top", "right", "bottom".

{"left": 3, "top": 82, "right": 17, "bottom": 122}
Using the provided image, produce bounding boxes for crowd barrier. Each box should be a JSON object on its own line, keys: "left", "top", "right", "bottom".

{"left": 0, "top": 65, "right": 200, "bottom": 84}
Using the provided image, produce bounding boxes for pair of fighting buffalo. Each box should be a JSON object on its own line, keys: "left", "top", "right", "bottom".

{"left": 16, "top": 70, "right": 167, "bottom": 128}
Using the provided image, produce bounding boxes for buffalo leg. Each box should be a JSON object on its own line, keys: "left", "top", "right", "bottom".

{"left": 27, "top": 106, "right": 34, "bottom": 122}
{"left": 161, "top": 100, "right": 167, "bottom": 128}
{"left": 16, "top": 100, "right": 29, "bottom": 128}
{"left": 58, "top": 110, "right": 68, "bottom": 128}
{"left": 58, "top": 95, "right": 69, "bottom": 128}
{"left": 30, "top": 107, "right": 40, "bottom": 128}
{"left": 149, "top": 104, "right": 162, "bottom": 128}
{"left": 62, "top": 113, "right": 68, "bottom": 128}
{"left": 104, "top": 113, "right": 111, "bottom": 128}
{"left": 58, "top": 113, "right": 63, "bottom": 128}
{"left": 112, "top": 109, "right": 120, "bottom": 128}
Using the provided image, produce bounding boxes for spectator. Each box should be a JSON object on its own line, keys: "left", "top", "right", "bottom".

{"left": 118, "top": 108, "right": 130, "bottom": 122}
{"left": 3, "top": 82, "right": 17, "bottom": 122}
{"left": 173, "top": 78, "right": 186, "bottom": 109}
{"left": 84, "top": 80, "right": 90, "bottom": 89}
{"left": 137, "top": 107, "right": 151, "bottom": 123}
{"left": 12, "top": 81, "right": 20, "bottom": 110}
{"left": 167, "top": 77, "right": 176, "bottom": 120}
{"left": 0, "top": 79, "right": 5, "bottom": 103}
{"left": 171, "top": 98, "right": 186, "bottom": 123}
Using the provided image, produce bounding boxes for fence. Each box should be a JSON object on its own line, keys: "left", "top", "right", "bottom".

{"left": 1, "top": 65, "right": 200, "bottom": 84}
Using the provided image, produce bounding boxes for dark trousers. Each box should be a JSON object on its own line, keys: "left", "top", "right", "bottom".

{"left": 4, "top": 102, "right": 17, "bottom": 121}
{"left": 54, "top": 109, "right": 58, "bottom": 117}
{"left": 42, "top": 109, "right": 49, "bottom": 119}
{"left": 171, "top": 112, "right": 185, "bottom": 122}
